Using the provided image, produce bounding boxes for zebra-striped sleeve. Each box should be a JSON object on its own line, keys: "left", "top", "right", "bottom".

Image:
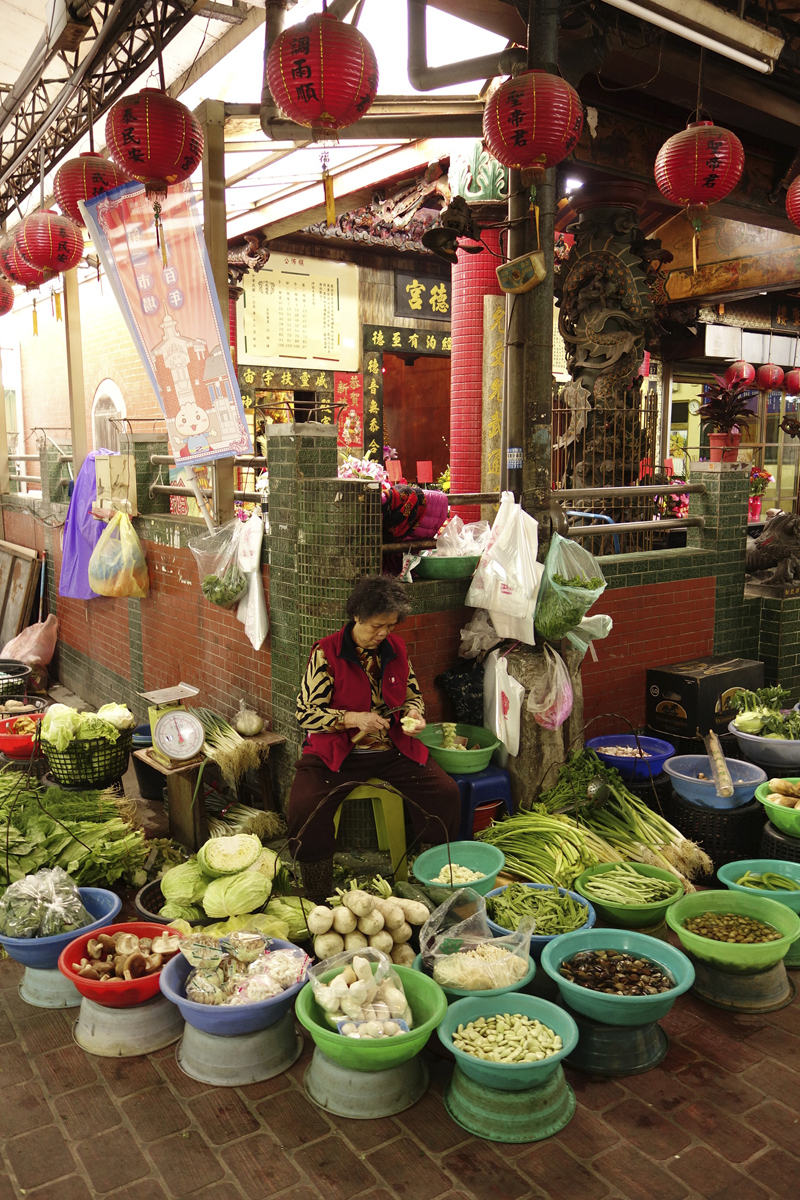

{"left": 296, "top": 645, "right": 342, "bottom": 732}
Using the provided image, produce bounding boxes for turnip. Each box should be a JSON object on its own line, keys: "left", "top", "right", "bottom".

{"left": 344, "top": 931, "right": 368, "bottom": 951}
{"left": 332, "top": 907, "right": 357, "bottom": 935}
{"left": 313, "top": 932, "right": 344, "bottom": 960}
{"left": 391, "top": 943, "right": 415, "bottom": 966}
{"left": 307, "top": 906, "right": 334, "bottom": 935}
{"left": 357, "top": 910, "right": 385, "bottom": 936}
{"left": 391, "top": 921, "right": 413, "bottom": 944}
{"left": 368, "top": 930, "right": 393, "bottom": 954}
{"left": 343, "top": 889, "right": 374, "bottom": 917}
{"left": 372, "top": 898, "right": 405, "bottom": 929}
{"left": 392, "top": 897, "right": 429, "bottom": 926}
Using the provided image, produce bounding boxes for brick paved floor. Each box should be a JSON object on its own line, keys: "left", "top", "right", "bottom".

{"left": 1, "top": 953, "right": 799, "bottom": 1200}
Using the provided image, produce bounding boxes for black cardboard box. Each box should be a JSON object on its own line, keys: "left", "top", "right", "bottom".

{"left": 646, "top": 656, "right": 764, "bottom": 738}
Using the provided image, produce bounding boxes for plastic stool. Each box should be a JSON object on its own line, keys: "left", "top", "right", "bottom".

{"left": 449, "top": 766, "right": 513, "bottom": 841}
{"left": 333, "top": 779, "right": 408, "bottom": 881}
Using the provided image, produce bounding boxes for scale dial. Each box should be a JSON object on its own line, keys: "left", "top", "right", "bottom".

{"left": 153, "top": 710, "right": 205, "bottom": 762}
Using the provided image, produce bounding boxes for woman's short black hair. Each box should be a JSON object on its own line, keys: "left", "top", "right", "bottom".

{"left": 346, "top": 575, "right": 412, "bottom": 622}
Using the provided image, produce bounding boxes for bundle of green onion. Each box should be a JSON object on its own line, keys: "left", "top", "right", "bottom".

{"left": 195, "top": 709, "right": 269, "bottom": 787}
{"left": 489, "top": 882, "right": 589, "bottom": 934}
{"left": 734, "top": 870, "right": 800, "bottom": 892}
{"left": 204, "top": 799, "right": 285, "bottom": 842}
{"left": 476, "top": 810, "right": 624, "bottom": 888}
{"left": 579, "top": 864, "right": 680, "bottom": 905}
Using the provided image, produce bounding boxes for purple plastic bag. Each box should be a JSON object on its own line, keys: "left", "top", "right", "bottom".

{"left": 58, "top": 450, "right": 118, "bottom": 600}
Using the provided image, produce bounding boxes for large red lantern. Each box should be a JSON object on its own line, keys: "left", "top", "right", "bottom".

{"left": 787, "top": 176, "right": 800, "bottom": 229}
{"left": 756, "top": 362, "right": 784, "bottom": 390}
{"left": 16, "top": 211, "right": 83, "bottom": 278}
{"left": 724, "top": 360, "right": 755, "bottom": 387}
{"left": 786, "top": 368, "right": 800, "bottom": 394}
{"left": 105, "top": 89, "right": 203, "bottom": 197}
{"left": 266, "top": 11, "right": 379, "bottom": 135}
{"left": 655, "top": 120, "right": 744, "bottom": 208}
{"left": 0, "top": 279, "right": 13, "bottom": 317}
{"left": 54, "top": 152, "right": 131, "bottom": 225}
{"left": 483, "top": 69, "right": 583, "bottom": 172}
{"left": 5, "top": 245, "right": 48, "bottom": 290}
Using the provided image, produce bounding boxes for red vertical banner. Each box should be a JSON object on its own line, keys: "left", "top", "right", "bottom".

{"left": 335, "top": 371, "right": 364, "bottom": 454}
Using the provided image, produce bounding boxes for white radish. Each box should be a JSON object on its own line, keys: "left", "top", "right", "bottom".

{"left": 344, "top": 931, "right": 368, "bottom": 952}
{"left": 343, "top": 889, "right": 374, "bottom": 917}
{"left": 382, "top": 986, "right": 408, "bottom": 1017}
{"left": 313, "top": 932, "right": 344, "bottom": 960}
{"left": 330, "top": 973, "right": 349, "bottom": 996}
{"left": 348, "top": 978, "right": 369, "bottom": 1006}
{"left": 307, "top": 906, "right": 334, "bottom": 935}
{"left": 340, "top": 995, "right": 364, "bottom": 1019}
{"left": 390, "top": 943, "right": 415, "bottom": 966}
{"left": 332, "top": 907, "right": 357, "bottom": 935}
{"left": 357, "top": 910, "right": 385, "bottom": 936}
{"left": 392, "top": 897, "right": 429, "bottom": 926}
{"left": 368, "top": 930, "right": 393, "bottom": 954}
{"left": 315, "top": 985, "right": 340, "bottom": 1012}
{"left": 352, "top": 955, "right": 373, "bottom": 983}
{"left": 341, "top": 966, "right": 357, "bottom": 985}
{"left": 372, "top": 898, "right": 405, "bottom": 930}
{"left": 390, "top": 921, "right": 413, "bottom": 944}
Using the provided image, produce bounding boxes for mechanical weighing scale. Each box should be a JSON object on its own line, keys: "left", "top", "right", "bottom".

{"left": 140, "top": 683, "right": 205, "bottom": 768}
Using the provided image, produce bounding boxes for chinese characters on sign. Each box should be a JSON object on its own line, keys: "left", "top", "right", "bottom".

{"left": 363, "top": 351, "right": 384, "bottom": 461}
{"left": 238, "top": 366, "right": 334, "bottom": 425}
{"left": 482, "top": 298, "right": 504, "bottom": 498}
{"left": 394, "top": 273, "right": 452, "bottom": 322}
{"left": 82, "top": 181, "right": 250, "bottom": 466}
{"left": 335, "top": 372, "right": 364, "bottom": 454}
{"left": 364, "top": 325, "right": 452, "bottom": 354}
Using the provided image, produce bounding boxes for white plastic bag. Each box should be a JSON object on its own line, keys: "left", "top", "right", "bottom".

{"left": 484, "top": 649, "right": 525, "bottom": 763}
{"left": 526, "top": 645, "right": 574, "bottom": 730}
{"left": 235, "top": 510, "right": 269, "bottom": 651}
{"left": 436, "top": 516, "right": 491, "bottom": 557}
{"left": 459, "top": 610, "right": 501, "bottom": 659}
{"left": 565, "top": 614, "right": 613, "bottom": 662}
{"left": 466, "top": 492, "right": 543, "bottom": 645}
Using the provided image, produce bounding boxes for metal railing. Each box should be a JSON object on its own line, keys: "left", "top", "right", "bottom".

{"left": 149, "top": 454, "right": 268, "bottom": 468}
{"left": 149, "top": 485, "right": 264, "bottom": 504}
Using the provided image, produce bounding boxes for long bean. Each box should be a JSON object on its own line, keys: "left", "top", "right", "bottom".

{"left": 735, "top": 870, "right": 800, "bottom": 893}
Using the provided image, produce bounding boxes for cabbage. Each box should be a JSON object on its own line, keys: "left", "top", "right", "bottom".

{"left": 265, "top": 896, "right": 312, "bottom": 942}
{"left": 202, "top": 871, "right": 270, "bottom": 918}
{"left": 75, "top": 715, "right": 119, "bottom": 742}
{"left": 41, "top": 704, "right": 83, "bottom": 751}
{"left": 159, "top": 901, "right": 204, "bottom": 921}
{"left": 166, "top": 918, "right": 193, "bottom": 935}
{"left": 160, "top": 860, "right": 210, "bottom": 906}
{"left": 97, "top": 703, "right": 135, "bottom": 730}
{"left": 197, "top": 834, "right": 261, "bottom": 878}
{"left": 202, "top": 913, "right": 289, "bottom": 939}
{"left": 246, "top": 848, "right": 288, "bottom": 899}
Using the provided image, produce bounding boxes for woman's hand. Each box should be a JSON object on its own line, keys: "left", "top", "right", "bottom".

{"left": 344, "top": 711, "right": 390, "bottom": 734}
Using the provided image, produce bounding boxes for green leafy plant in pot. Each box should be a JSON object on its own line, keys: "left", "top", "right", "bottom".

{"left": 697, "top": 376, "right": 755, "bottom": 463}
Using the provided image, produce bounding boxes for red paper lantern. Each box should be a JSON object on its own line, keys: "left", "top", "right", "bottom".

{"left": 0, "top": 227, "right": 48, "bottom": 290}
{"left": 655, "top": 121, "right": 744, "bottom": 208}
{"left": 724, "top": 360, "right": 755, "bottom": 387}
{"left": 54, "top": 152, "right": 131, "bottom": 225}
{"left": 756, "top": 362, "right": 784, "bottom": 390}
{"left": 786, "top": 368, "right": 800, "bottom": 394}
{"left": 0, "top": 279, "right": 13, "bottom": 317}
{"left": 105, "top": 89, "right": 203, "bottom": 197}
{"left": 483, "top": 69, "right": 583, "bottom": 172}
{"left": 16, "top": 211, "right": 83, "bottom": 278}
{"left": 787, "top": 176, "right": 800, "bottom": 228}
{"left": 266, "top": 11, "right": 379, "bottom": 135}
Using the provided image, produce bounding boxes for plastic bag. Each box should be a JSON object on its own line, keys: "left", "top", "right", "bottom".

{"left": 0, "top": 867, "right": 91, "bottom": 939}
{"left": 436, "top": 516, "right": 491, "bottom": 557}
{"left": 419, "top": 887, "right": 533, "bottom": 990}
{"left": 565, "top": 613, "right": 613, "bottom": 662}
{"left": 459, "top": 609, "right": 501, "bottom": 659}
{"left": 2, "top": 614, "right": 58, "bottom": 690}
{"left": 526, "top": 645, "right": 574, "bottom": 730}
{"left": 483, "top": 649, "right": 525, "bottom": 762}
{"left": 309, "top": 947, "right": 413, "bottom": 1029}
{"left": 87, "top": 511, "right": 149, "bottom": 599}
{"left": 189, "top": 520, "right": 247, "bottom": 609}
{"left": 534, "top": 533, "right": 606, "bottom": 642}
{"left": 435, "top": 658, "right": 484, "bottom": 726}
{"left": 235, "top": 510, "right": 269, "bottom": 650}
{"left": 466, "top": 492, "right": 543, "bottom": 645}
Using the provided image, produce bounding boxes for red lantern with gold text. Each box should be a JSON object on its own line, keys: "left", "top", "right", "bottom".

{"left": 266, "top": 11, "right": 379, "bottom": 136}
{"left": 0, "top": 279, "right": 13, "bottom": 317}
{"left": 483, "top": 69, "right": 583, "bottom": 174}
{"left": 756, "top": 362, "right": 784, "bottom": 390}
{"left": 54, "top": 153, "right": 131, "bottom": 226}
{"left": 785, "top": 368, "right": 800, "bottom": 394}
{"left": 105, "top": 90, "right": 203, "bottom": 197}
{"left": 0, "top": 233, "right": 48, "bottom": 290}
{"left": 786, "top": 176, "right": 800, "bottom": 229}
{"left": 724, "top": 360, "right": 755, "bottom": 387}
{"left": 655, "top": 120, "right": 744, "bottom": 208}
{"left": 16, "top": 211, "right": 83, "bottom": 279}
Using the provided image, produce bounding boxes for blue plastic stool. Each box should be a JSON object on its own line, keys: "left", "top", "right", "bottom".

{"left": 448, "top": 766, "right": 513, "bottom": 841}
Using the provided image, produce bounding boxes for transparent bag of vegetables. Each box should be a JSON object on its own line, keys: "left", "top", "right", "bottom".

{"left": 87, "top": 512, "right": 149, "bottom": 599}
{"left": 189, "top": 520, "right": 247, "bottom": 609}
{"left": 534, "top": 533, "right": 606, "bottom": 642}
{"left": 0, "top": 866, "right": 92, "bottom": 939}
{"left": 225, "top": 944, "right": 310, "bottom": 1006}
{"left": 419, "top": 887, "right": 533, "bottom": 991}
{"left": 525, "top": 645, "right": 574, "bottom": 731}
{"left": 309, "top": 947, "right": 413, "bottom": 1030}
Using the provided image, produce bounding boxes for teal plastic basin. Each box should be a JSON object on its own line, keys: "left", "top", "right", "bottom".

{"left": 540, "top": 929, "right": 695, "bottom": 1026}
{"left": 574, "top": 863, "right": 684, "bottom": 928}
{"left": 754, "top": 781, "right": 800, "bottom": 838}
{"left": 294, "top": 963, "right": 446, "bottom": 1072}
{"left": 411, "top": 952, "right": 535, "bottom": 1001}
{"left": 437, "top": 993, "right": 579, "bottom": 1092}
{"left": 412, "top": 841, "right": 505, "bottom": 897}
{"left": 666, "top": 890, "right": 800, "bottom": 973}
{"left": 717, "top": 860, "right": 800, "bottom": 914}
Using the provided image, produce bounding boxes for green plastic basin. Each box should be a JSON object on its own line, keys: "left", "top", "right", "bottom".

{"left": 666, "top": 890, "right": 800, "bottom": 973}
{"left": 294, "top": 963, "right": 446, "bottom": 1072}
{"left": 754, "top": 781, "right": 800, "bottom": 838}
{"left": 411, "top": 952, "right": 536, "bottom": 1002}
{"left": 540, "top": 929, "right": 695, "bottom": 1026}
{"left": 412, "top": 841, "right": 505, "bottom": 897}
{"left": 413, "top": 554, "right": 481, "bottom": 580}
{"left": 437, "top": 994, "right": 579, "bottom": 1092}
{"left": 574, "top": 863, "right": 684, "bottom": 928}
{"left": 418, "top": 723, "right": 500, "bottom": 775}
{"left": 716, "top": 860, "right": 800, "bottom": 914}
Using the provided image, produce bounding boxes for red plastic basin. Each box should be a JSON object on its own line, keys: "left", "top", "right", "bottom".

{"left": 0, "top": 713, "right": 44, "bottom": 758}
{"left": 59, "top": 921, "right": 178, "bottom": 1008}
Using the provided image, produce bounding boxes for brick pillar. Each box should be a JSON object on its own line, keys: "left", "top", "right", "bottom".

{"left": 450, "top": 227, "right": 503, "bottom": 521}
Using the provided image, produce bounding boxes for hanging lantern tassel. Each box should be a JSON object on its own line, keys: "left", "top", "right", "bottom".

{"left": 689, "top": 210, "right": 704, "bottom": 274}
{"left": 32, "top": 299, "right": 38, "bottom": 337}
{"left": 153, "top": 202, "right": 168, "bottom": 269}
{"left": 55, "top": 290, "right": 62, "bottom": 322}
{"left": 323, "top": 168, "right": 336, "bottom": 228}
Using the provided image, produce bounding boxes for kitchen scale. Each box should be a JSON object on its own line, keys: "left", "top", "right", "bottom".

{"left": 139, "top": 683, "right": 205, "bottom": 768}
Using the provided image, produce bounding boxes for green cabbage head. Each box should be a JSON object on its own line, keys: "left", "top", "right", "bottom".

{"left": 202, "top": 871, "right": 270, "bottom": 918}
{"left": 197, "top": 834, "right": 262, "bottom": 878}
{"left": 160, "top": 860, "right": 210, "bottom": 905}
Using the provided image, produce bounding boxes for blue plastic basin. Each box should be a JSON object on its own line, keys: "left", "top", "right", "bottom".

{"left": 0, "top": 887, "right": 122, "bottom": 970}
{"left": 160, "top": 939, "right": 309, "bottom": 1035}
{"left": 664, "top": 755, "right": 766, "bottom": 808}
{"left": 485, "top": 882, "right": 596, "bottom": 962}
{"left": 585, "top": 735, "right": 675, "bottom": 781}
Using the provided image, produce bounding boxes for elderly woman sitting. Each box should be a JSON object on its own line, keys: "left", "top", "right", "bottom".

{"left": 287, "top": 575, "right": 461, "bottom": 902}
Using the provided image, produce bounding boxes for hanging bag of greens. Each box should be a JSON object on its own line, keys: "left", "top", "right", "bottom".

{"left": 189, "top": 520, "right": 247, "bottom": 609}
{"left": 534, "top": 532, "right": 606, "bottom": 642}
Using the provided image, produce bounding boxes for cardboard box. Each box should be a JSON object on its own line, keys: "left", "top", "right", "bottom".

{"left": 646, "top": 656, "right": 764, "bottom": 738}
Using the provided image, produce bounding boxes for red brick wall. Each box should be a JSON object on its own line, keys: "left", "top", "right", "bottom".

{"left": 402, "top": 607, "right": 470, "bottom": 723}
{"left": 581, "top": 577, "right": 716, "bottom": 736}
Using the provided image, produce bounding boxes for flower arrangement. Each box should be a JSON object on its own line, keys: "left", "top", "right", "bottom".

{"left": 749, "top": 464, "right": 773, "bottom": 497}
{"left": 698, "top": 376, "right": 756, "bottom": 434}
{"left": 338, "top": 454, "right": 390, "bottom": 489}
{"left": 655, "top": 478, "right": 689, "bottom": 520}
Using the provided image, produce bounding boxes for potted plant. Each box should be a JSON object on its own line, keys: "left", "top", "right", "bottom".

{"left": 697, "top": 377, "right": 756, "bottom": 463}
{"left": 748, "top": 464, "right": 773, "bottom": 522}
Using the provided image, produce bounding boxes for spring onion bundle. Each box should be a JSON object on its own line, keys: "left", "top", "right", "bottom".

{"left": 195, "top": 709, "right": 269, "bottom": 786}
{"left": 476, "top": 810, "right": 624, "bottom": 888}
{"left": 488, "top": 882, "right": 589, "bottom": 934}
{"left": 204, "top": 799, "right": 285, "bottom": 842}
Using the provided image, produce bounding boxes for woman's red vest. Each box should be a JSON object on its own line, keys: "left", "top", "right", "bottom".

{"left": 302, "top": 624, "right": 428, "bottom": 771}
